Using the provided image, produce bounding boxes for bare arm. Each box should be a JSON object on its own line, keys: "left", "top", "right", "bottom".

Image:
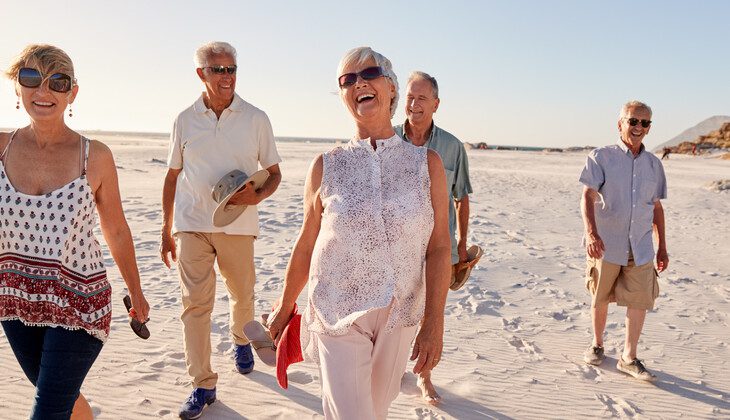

{"left": 88, "top": 141, "right": 149, "bottom": 323}
{"left": 653, "top": 201, "right": 669, "bottom": 272}
{"left": 267, "top": 156, "right": 322, "bottom": 342}
{"left": 412, "top": 150, "right": 451, "bottom": 374}
{"left": 455, "top": 195, "right": 470, "bottom": 263}
{"left": 227, "top": 163, "right": 282, "bottom": 206}
{"left": 581, "top": 186, "right": 604, "bottom": 259}
{"left": 159, "top": 168, "right": 181, "bottom": 268}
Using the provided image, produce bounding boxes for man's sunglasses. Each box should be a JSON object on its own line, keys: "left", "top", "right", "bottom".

{"left": 625, "top": 118, "right": 652, "bottom": 128}
{"left": 18, "top": 68, "right": 73, "bottom": 93}
{"left": 203, "top": 65, "right": 237, "bottom": 75}
{"left": 338, "top": 66, "right": 384, "bottom": 87}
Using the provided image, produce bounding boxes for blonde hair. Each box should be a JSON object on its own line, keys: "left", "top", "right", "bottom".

{"left": 337, "top": 46, "right": 399, "bottom": 118}
{"left": 620, "top": 100, "right": 652, "bottom": 118}
{"left": 5, "top": 44, "right": 75, "bottom": 82}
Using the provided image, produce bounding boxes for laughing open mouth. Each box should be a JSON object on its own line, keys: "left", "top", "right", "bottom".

{"left": 356, "top": 94, "right": 374, "bottom": 103}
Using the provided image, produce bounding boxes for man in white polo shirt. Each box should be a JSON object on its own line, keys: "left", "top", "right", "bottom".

{"left": 159, "top": 41, "right": 282, "bottom": 419}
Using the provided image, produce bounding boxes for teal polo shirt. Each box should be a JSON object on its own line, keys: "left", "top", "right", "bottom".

{"left": 394, "top": 122, "right": 473, "bottom": 264}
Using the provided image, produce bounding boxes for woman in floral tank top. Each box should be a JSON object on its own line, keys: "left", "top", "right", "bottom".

{"left": 267, "top": 47, "right": 452, "bottom": 419}
{"left": 0, "top": 44, "right": 150, "bottom": 420}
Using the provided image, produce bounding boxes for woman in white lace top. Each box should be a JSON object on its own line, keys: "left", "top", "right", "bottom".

{"left": 267, "top": 47, "right": 451, "bottom": 419}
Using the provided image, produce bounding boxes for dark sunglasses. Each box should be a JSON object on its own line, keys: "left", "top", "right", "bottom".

{"left": 203, "top": 65, "right": 237, "bottom": 75}
{"left": 625, "top": 117, "right": 652, "bottom": 128}
{"left": 338, "top": 66, "right": 384, "bottom": 87}
{"left": 18, "top": 68, "right": 73, "bottom": 93}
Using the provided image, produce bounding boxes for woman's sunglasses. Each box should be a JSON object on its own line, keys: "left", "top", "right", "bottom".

{"left": 203, "top": 65, "right": 237, "bottom": 75}
{"left": 18, "top": 68, "right": 74, "bottom": 93}
{"left": 338, "top": 66, "right": 384, "bottom": 87}
{"left": 625, "top": 117, "right": 652, "bottom": 128}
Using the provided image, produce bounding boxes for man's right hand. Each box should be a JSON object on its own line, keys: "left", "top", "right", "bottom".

{"left": 160, "top": 231, "right": 177, "bottom": 268}
{"left": 586, "top": 233, "right": 605, "bottom": 259}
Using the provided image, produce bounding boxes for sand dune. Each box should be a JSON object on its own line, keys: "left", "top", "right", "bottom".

{"left": 1, "top": 136, "right": 728, "bottom": 419}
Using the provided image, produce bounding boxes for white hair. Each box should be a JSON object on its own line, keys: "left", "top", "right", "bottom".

{"left": 337, "top": 46, "right": 399, "bottom": 118}
{"left": 194, "top": 42, "right": 237, "bottom": 68}
{"left": 408, "top": 71, "right": 439, "bottom": 99}
{"left": 620, "top": 100, "right": 652, "bottom": 118}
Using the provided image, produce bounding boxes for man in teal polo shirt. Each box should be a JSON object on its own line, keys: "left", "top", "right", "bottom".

{"left": 394, "top": 71, "right": 473, "bottom": 405}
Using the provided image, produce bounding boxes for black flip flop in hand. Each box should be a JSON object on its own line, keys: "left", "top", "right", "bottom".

{"left": 123, "top": 295, "right": 150, "bottom": 339}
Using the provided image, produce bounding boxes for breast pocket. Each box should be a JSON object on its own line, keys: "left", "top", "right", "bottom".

{"left": 639, "top": 177, "right": 657, "bottom": 204}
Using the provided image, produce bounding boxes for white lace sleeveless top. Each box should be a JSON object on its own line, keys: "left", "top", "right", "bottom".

{"left": 301, "top": 134, "right": 434, "bottom": 358}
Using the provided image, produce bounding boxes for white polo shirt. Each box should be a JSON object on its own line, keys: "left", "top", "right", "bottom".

{"left": 167, "top": 93, "right": 282, "bottom": 236}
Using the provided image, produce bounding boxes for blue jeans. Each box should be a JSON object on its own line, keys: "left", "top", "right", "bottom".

{"left": 1, "top": 320, "right": 104, "bottom": 420}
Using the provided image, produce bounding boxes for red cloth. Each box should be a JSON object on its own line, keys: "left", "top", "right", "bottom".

{"left": 275, "top": 306, "right": 304, "bottom": 389}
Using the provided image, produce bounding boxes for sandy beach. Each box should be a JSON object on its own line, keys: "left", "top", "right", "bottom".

{"left": 1, "top": 134, "right": 728, "bottom": 419}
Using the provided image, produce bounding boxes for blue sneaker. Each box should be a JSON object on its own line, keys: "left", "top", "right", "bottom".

{"left": 179, "top": 387, "right": 216, "bottom": 420}
{"left": 234, "top": 343, "right": 255, "bottom": 374}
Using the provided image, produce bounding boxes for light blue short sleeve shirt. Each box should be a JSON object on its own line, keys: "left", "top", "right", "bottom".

{"left": 394, "top": 122, "right": 473, "bottom": 263}
{"left": 579, "top": 140, "right": 667, "bottom": 266}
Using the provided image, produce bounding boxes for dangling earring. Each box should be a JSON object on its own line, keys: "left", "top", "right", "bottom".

{"left": 16, "top": 98, "right": 19, "bottom": 110}
{"left": 68, "top": 105, "right": 73, "bottom": 118}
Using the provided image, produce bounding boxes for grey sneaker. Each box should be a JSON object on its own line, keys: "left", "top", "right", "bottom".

{"left": 583, "top": 345, "right": 605, "bottom": 365}
{"left": 617, "top": 357, "right": 657, "bottom": 382}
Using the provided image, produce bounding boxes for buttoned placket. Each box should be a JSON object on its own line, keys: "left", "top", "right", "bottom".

{"left": 627, "top": 151, "right": 638, "bottom": 257}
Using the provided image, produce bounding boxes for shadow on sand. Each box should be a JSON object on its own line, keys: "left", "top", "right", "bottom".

{"left": 602, "top": 356, "right": 730, "bottom": 411}
{"left": 401, "top": 372, "right": 514, "bottom": 419}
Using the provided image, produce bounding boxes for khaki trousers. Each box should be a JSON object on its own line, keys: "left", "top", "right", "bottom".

{"left": 315, "top": 306, "right": 417, "bottom": 420}
{"left": 175, "top": 232, "right": 256, "bottom": 389}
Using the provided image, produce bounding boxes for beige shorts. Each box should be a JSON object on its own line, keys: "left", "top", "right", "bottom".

{"left": 585, "top": 257, "right": 659, "bottom": 310}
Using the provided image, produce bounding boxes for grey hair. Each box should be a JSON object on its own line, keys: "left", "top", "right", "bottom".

{"left": 408, "top": 71, "right": 439, "bottom": 99}
{"left": 194, "top": 42, "right": 237, "bottom": 68}
{"left": 337, "top": 46, "right": 399, "bottom": 118}
{"left": 620, "top": 100, "right": 652, "bottom": 118}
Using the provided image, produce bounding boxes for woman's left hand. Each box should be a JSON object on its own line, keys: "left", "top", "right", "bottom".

{"left": 410, "top": 319, "right": 444, "bottom": 374}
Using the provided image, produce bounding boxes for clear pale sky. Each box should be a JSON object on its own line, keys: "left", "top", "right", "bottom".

{"left": 1, "top": 1, "right": 728, "bottom": 148}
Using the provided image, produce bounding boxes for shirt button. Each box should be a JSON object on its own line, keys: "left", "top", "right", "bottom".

{"left": 633, "top": 204, "right": 636, "bottom": 207}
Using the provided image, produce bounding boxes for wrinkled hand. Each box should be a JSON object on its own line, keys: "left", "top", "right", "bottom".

{"left": 656, "top": 248, "right": 669, "bottom": 272}
{"left": 266, "top": 298, "right": 294, "bottom": 346}
{"left": 227, "top": 182, "right": 260, "bottom": 206}
{"left": 128, "top": 291, "right": 150, "bottom": 324}
{"left": 160, "top": 231, "right": 177, "bottom": 269}
{"left": 410, "top": 320, "right": 444, "bottom": 374}
{"left": 586, "top": 233, "right": 604, "bottom": 259}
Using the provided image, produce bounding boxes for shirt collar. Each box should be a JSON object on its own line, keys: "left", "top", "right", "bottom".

{"left": 193, "top": 93, "right": 245, "bottom": 114}
{"left": 616, "top": 138, "right": 645, "bottom": 156}
{"left": 349, "top": 133, "right": 402, "bottom": 150}
{"left": 402, "top": 120, "right": 436, "bottom": 146}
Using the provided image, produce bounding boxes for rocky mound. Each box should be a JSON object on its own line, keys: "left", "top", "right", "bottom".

{"left": 666, "top": 122, "right": 730, "bottom": 155}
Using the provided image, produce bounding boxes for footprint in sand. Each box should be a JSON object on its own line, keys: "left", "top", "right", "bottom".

{"left": 595, "top": 394, "right": 642, "bottom": 418}
{"left": 501, "top": 317, "right": 522, "bottom": 332}
{"left": 287, "top": 370, "right": 315, "bottom": 385}
{"left": 505, "top": 335, "right": 543, "bottom": 360}
{"left": 414, "top": 407, "right": 446, "bottom": 420}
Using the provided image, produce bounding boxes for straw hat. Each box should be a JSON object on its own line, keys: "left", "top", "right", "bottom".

{"left": 212, "top": 169, "right": 269, "bottom": 227}
{"left": 450, "top": 245, "right": 484, "bottom": 291}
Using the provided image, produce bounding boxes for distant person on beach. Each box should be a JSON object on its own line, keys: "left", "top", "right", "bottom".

{"left": 266, "top": 46, "right": 451, "bottom": 419}
{"left": 159, "top": 41, "right": 282, "bottom": 419}
{"left": 0, "top": 44, "right": 150, "bottom": 420}
{"left": 579, "top": 100, "right": 668, "bottom": 381}
{"left": 394, "top": 71, "right": 473, "bottom": 404}
{"left": 661, "top": 147, "right": 671, "bottom": 160}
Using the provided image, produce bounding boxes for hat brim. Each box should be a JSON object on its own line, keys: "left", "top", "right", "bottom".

{"left": 449, "top": 245, "right": 484, "bottom": 291}
{"left": 212, "top": 169, "right": 270, "bottom": 227}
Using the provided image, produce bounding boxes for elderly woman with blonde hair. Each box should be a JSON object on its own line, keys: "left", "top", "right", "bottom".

{"left": 267, "top": 46, "right": 451, "bottom": 419}
{"left": 0, "top": 44, "right": 149, "bottom": 420}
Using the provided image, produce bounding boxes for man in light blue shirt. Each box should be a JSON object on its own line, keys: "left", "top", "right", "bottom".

{"left": 579, "top": 100, "right": 668, "bottom": 382}
{"left": 394, "top": 71, "right": 473, "bottom": 404}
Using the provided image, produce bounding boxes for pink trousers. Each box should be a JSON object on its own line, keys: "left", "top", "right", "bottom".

{"left": 315, "top": 306, "right": 417, "bottom": 420}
